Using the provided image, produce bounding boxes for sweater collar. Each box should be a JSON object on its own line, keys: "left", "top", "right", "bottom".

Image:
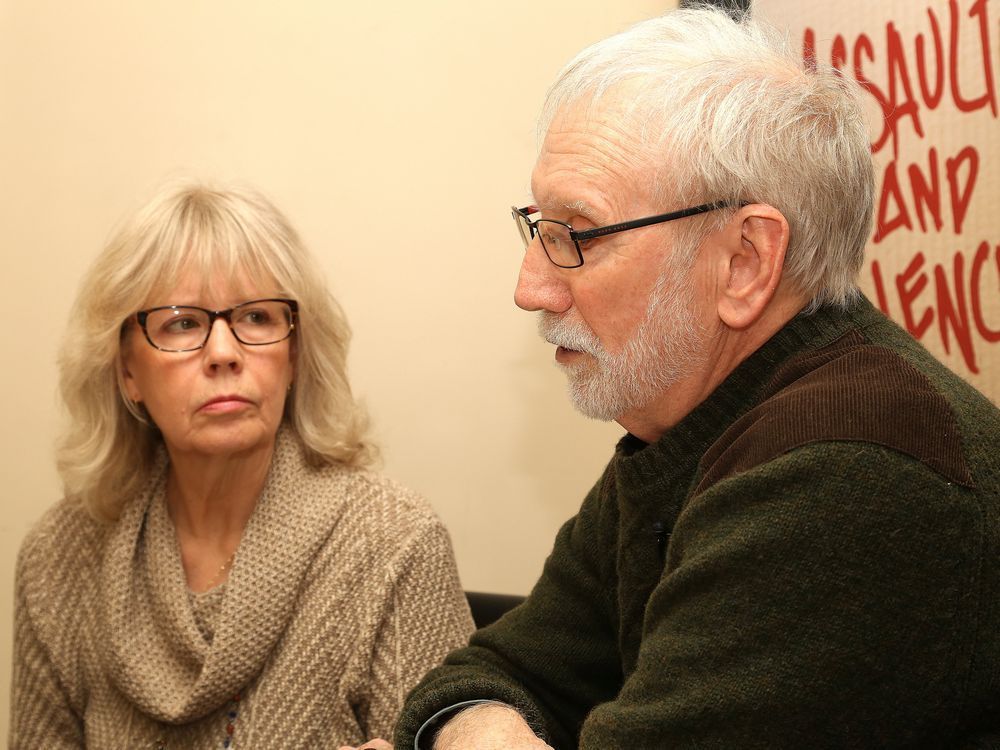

{"left": 613, "top": 297, "right": 877, "bottom": 490}
{"left": 99, "top": 429, "right": 348, "bottom": 724}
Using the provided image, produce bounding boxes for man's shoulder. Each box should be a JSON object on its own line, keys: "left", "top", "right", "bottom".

{"left": 697, "top": 325, "right": 1000, "bottom": 494}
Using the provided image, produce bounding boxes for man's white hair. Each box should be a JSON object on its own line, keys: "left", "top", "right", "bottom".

{"left": 539, "top": 3, "right": 875, "bottom": 310}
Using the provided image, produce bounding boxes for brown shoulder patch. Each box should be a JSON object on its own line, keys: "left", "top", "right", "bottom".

{"left": 695, "top": 330, "right": 974, "bottom": 494}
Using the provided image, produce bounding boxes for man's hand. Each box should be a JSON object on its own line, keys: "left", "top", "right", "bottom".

{"left": 336, "top": 740, "right": 391, "bottom": 750}
{"left": 433, "top": 703, "right": 554, "bottom": 750}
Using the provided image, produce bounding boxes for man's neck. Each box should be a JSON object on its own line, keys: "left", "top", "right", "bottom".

{"left": 618, "top": 295, "right": 808, "bottom": 443}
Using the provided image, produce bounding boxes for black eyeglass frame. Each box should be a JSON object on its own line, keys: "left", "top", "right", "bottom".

{"left": 135, "top": 298, "right": 299, "bottom": 352}
{"left": 512, "top": 200, "right": 741, "bottom": 268}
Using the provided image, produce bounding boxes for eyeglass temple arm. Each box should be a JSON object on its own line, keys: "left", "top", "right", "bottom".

{"left": 572, "top": 200, "right": 746, "bottom": 241}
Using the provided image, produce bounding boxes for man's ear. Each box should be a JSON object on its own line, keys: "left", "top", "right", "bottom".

{"left": 714, "top": 204, "right": 790, "bottom": 329}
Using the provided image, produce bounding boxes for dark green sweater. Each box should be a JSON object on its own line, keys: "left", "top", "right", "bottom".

{"left": 397, "top": 298, "right": 1000, "bottom": 749}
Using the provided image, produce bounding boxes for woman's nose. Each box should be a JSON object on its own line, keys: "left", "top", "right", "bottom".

{"left": 202, "top": 318, "right": 244, "bottom": 370}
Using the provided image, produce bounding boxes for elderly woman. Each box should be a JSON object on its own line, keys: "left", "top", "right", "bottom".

{"left": 10, "top": 183, "right": 474, "bottom": 748}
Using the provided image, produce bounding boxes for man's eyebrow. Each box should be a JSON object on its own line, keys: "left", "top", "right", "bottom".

{"left": 534, "top": 198, "right": 602, "bottom": 223}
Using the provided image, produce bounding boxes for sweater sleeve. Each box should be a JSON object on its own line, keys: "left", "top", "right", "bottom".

{"left": 360, "top": 517, "right": 475, "bottom": 740}
{"left": 9, "top": 544, "right": 85, "bottom": 749}
{"left": 579, "top": 441, "right": 991, "bottom": 749}
{"left": 394, "top": 478, "right": 623, "bottom": 750}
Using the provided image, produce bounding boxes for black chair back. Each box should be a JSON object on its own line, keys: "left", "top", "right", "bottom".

{"left": 465, "top": 591, "right": 526, "bottom": 629}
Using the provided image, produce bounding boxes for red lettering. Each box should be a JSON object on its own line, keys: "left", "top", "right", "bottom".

{"left": 971, "top": 242, "right": 1000, "bottom": 342}
{"left": 876, "top": 145, "right": 980, "bottom": 242}
{"left": 950, "top": 0, "right": 999, "bottom": 115}
{"left": 875, "top": 160, "right": 913, "bottom": 242}
{"left": 915, "top": 7, "right": 945, "bottom": 109}
{"left": 885, "top": 22, "right": 925, "bottom": 156}
{"left": 934, "top": 252, "right": 978, "bottom": 372}
{"left": 874, "top": 244, "right": 1000, "bottom": 375}
{"left": 896, "top": 253, "right": 934, "bottom": 338}
{"left": 803, "top": 27, "right": 818, "bottom": 70}
{"left": 807, "top": 2, "right": 1000, "bottom": 157}
{"left": 832, "top": 33, "right": 848, "bottom": 72}
{"left": 946, "top": 145, "right": 979, "bottom": 234}
{"left": 908, "top": 148, "right": 943, "bottom": 232}
{"left": 852, "top": 34, "right": 893, "bottom": 154}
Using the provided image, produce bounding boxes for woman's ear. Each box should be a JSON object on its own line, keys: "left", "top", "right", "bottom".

{"left": 119, "top": 341, "right": 143, "bottom": 404}
{"left": 714, "top": 204, "right": 790, "bottom": 329}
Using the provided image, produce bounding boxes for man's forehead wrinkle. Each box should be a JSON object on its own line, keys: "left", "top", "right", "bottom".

{"left": 537, "top": 116, "right": 647, "bottom": 209}
{"left": 531, "top": 151, "right": 611, "bottom": 222}
{"left": 554, "top": 97, "right": 647, "bottom": 162}
{"left": 544, "top": 129, "right": 644, "bottom": 178}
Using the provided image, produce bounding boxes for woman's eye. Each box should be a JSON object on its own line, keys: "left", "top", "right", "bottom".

{"left": 163, "top": 316, "right": 202, "bottom": 334}
{"left": 239, "top": 309, "right": 272, "bottom": 326}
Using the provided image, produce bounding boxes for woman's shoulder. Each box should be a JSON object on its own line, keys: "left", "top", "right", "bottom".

{"left": 301, "top": 464, "right": 448, "bottom": 550}
{"left": 15, "top": 498, "right": 108, "bottom": 671}
{"left": 302, "top": 468, "right": 465, "bottom": 609}
{"left": 317, "top": 464, "right": 437, "bottom": 520}
{"left": 20, "top": 497, "right": 106, "bottom": 561}
{"left": 17, "top": 497, "right": 108, "bottom": 590}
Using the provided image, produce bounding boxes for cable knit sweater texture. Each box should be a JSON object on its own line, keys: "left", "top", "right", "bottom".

{"left": 11, "top": 430, "right": 474, "bottom": 748}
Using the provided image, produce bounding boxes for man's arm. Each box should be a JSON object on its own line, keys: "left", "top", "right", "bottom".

{"left": 432, "top": 703, "right": 553, "bottom": 750}
{"left": 395, "top": 475, "right": 623, "bottom": 750}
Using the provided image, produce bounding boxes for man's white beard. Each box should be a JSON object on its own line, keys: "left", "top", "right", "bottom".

{"left": 538, "top": 267, "right": 704, "bottom": 422}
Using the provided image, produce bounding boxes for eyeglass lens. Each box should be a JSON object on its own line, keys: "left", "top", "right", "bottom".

{"left": 534, "top": 220, "right": 580, "bottom": 267}
{"left": 144, "top": 300, "right": 294, "bottom": 351}
{"left": 513, "top": 209, "right": 581, "bottom": 268}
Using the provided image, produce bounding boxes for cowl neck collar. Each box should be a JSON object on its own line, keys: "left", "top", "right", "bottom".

{"left": 99, "top": 430, "right": 346, "bottom": 724}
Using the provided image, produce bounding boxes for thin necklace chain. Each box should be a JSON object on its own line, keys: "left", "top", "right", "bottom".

{"left": 203, "top": 551, "right": 236, "bottom": 590}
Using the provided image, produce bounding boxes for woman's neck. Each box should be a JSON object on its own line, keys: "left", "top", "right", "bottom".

{"left": 165, "top": 441, "right": 274, "bottom": 592}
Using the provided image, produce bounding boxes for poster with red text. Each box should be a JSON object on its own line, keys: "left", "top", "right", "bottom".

{"left": 753, "top": 0, "right": 999, "bottom": 403}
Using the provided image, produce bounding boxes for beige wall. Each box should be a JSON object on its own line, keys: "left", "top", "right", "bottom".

{"left": 0, "top": 0, "right": 676, "bottom": 737}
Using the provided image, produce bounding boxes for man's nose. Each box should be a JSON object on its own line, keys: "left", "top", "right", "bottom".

{"left": 514, "top": 240, "right": 572, "bottom": 313}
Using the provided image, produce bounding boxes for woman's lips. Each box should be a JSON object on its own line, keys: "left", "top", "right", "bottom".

{"left": 199, "top": 395, "right": 252, "bottom": 414}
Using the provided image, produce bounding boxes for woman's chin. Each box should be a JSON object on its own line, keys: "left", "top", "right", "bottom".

{"left": 164, "top": 423, "right": 278, "bottom": 461}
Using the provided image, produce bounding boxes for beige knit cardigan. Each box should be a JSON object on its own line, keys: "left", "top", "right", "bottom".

{"left": 10, "top": 432, "right": 474, "bottom": 748}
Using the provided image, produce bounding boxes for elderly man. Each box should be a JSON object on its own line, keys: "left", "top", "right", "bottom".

{"left": 393, "top": 6, "right": 1000, "bottom": 750}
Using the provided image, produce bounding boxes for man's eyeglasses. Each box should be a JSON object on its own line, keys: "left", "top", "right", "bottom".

{"left": 511, "top": 201, "right": 738, "bottom": 268}
{"left": 134, "top": 298, "right": 298, "bottom": 352}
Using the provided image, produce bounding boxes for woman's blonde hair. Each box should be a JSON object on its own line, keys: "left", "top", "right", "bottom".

{"left": 57, "top": 181, "right": 375, "bottom": 520}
